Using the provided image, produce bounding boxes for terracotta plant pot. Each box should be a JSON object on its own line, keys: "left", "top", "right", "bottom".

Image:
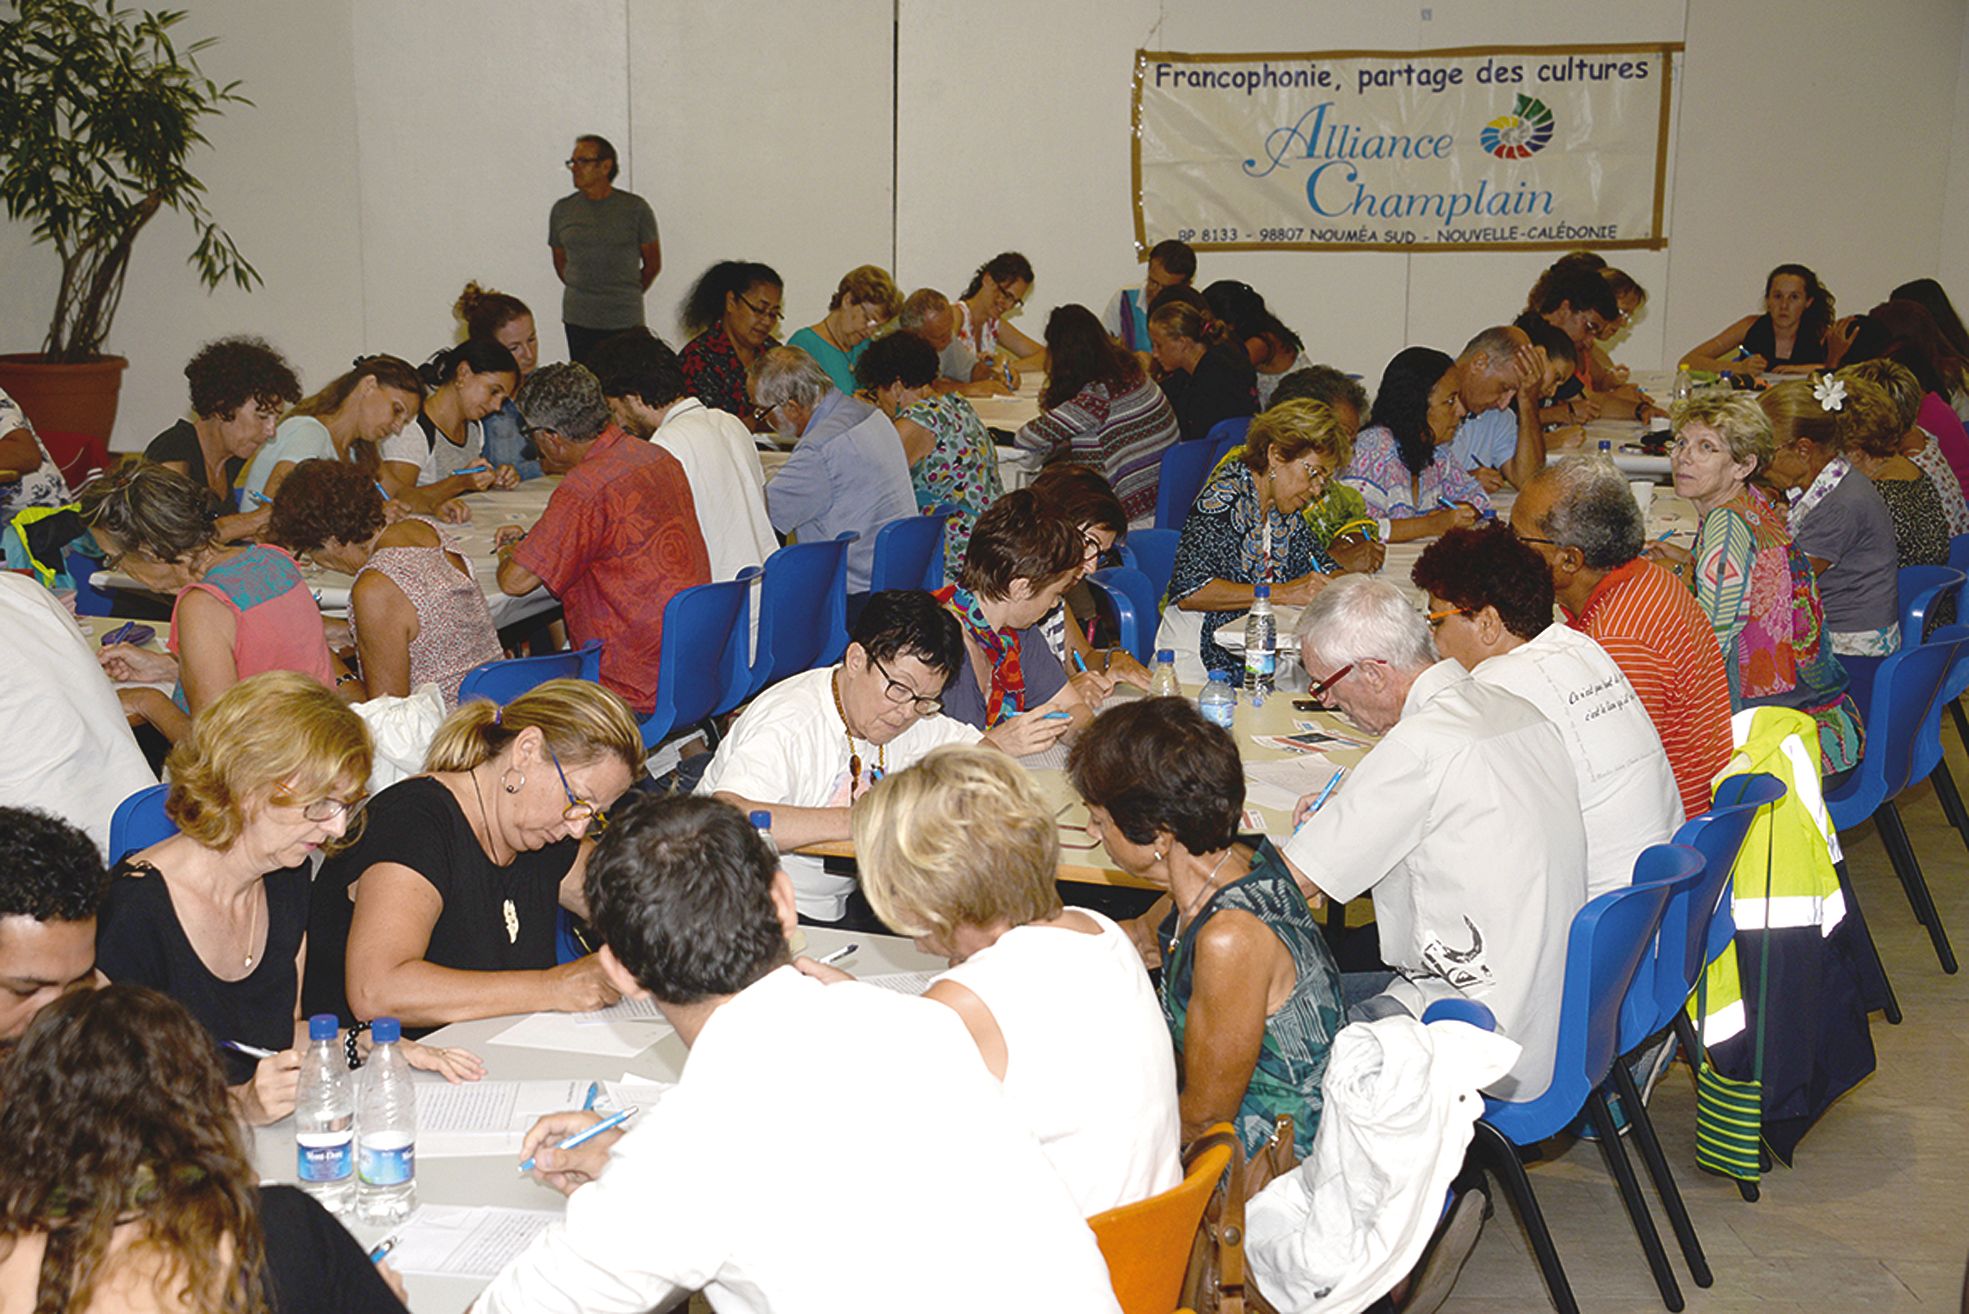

{"left": 0, "top": 354, "right": 129, "bottom": 444}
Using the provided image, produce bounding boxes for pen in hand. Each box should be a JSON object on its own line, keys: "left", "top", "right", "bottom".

{"left": 368, "top": 1237, "right": 395, "bottom": 1265}
{"left": 518, "top": 1105, "right": 638, "bottom": 1174}
{"left": 814, "top": 943, "right": 857, "bottom": 967}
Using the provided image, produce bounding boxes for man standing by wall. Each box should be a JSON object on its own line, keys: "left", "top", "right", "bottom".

{"left": 549, "top": 134, "right": 662, "bottom": 364}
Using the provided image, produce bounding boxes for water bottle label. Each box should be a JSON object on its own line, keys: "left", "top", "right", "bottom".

{"left": 1245, "top": 650, "right": 1275, "bottom": 679}
{"left": 359, "top": 1134, "right": 415, "bottom": 1186}
{"left": 297, "top": 1132, "right": 354, "bottom": 1183}
{"left": 1201, "top": 700, "right": 1234, "bottom": 729}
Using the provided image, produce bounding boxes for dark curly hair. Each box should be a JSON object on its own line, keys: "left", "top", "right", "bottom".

{"left": 0, "top": 807, "right": 107, "bottom": 923}
{"left": 680, "top": 261, "right": 783, "bottom": 338}
{"left": 1410, "top": 523, "right": 1556, "bottom": 642}
{"left": 852, "top": 330, "right": 939, "bottom": 394}
{"left": 1068, "top": 697, "right": 1243, "bottom": 856}
{"left": 0, "top": 985, "right": 269, "bottom": 1314}
{"left": 184, "top": 337, "right": 302, "bottom": 421}
{"left": 960, "top": 251, "right": 1034, "bottom": 301}
{"left": 267, "top": 459, "right": 386, "bottom": 554}
{"left": 1367, "top": 346, "right": 1457, "bottom": 478}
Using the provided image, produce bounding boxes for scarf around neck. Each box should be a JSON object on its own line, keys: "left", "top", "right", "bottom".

{"left": 936, "top": 583, "right": 1024, "bottom": 726}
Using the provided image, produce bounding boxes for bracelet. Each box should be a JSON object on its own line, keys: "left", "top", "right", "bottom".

{"left": 344, "top": 1020, "right": 370, "bottom": 1070}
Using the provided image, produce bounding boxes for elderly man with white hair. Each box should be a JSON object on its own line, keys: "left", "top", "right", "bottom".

{"left": 753, "top": 345, "right": 919, "bottom": 594}
{"left": 1280, "top": 575, "right": 1586, "bottom": 1100}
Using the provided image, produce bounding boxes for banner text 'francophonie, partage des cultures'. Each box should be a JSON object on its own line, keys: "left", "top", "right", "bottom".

{"left": 1133, "top": 43, "right": 1681, "bottom": 254}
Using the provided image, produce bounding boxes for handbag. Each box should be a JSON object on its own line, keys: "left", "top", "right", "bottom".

{"left": 1179, "top": 1116, "right": 1298, "bottom": 1314}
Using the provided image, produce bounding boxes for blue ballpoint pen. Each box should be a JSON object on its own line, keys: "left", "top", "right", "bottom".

{"left": 1293, "top": 769, "right": 1346, "bottom": 833}
{"left": 517, "top": 1106, "right": 638, "bottom": 1174}
{"left": 368, "top": 1237, "right": 396, "bottom": 1265}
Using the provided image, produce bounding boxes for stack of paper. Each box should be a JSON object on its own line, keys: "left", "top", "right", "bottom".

{"left": 1243, "top": 755, "right": 1345, "bottom": 815}
{"left": 859, "top": 969, "right": 941, "bottom": 996}
{"left": 489, "top": 999, "right": 673, "bottom": 1057}
{"left": 383, "top": 1204, "right": 560, "bottom": 1279}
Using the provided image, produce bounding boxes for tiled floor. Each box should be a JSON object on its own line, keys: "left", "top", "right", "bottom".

{"left": 1441, "top": 747, "right": 1969, "bottom": 1313}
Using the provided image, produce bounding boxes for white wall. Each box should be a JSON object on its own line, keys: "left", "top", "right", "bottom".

{"left": 1, "top": 0, "right": 1964, "bottom": 450}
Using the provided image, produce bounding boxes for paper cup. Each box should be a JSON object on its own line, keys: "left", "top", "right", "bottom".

{"left": 1629, "top": 480, "right": 1655, "bottom": 518}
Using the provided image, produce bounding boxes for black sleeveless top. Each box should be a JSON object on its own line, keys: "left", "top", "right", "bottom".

{"left": 1741, "top": 314, "right": 1825, "bottom": 368}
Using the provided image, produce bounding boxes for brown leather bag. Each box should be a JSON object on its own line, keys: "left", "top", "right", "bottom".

{"left": 1179, "top": 1116, "right": 1298, "bottom": 1314}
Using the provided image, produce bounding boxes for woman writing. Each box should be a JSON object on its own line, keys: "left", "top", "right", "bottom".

{"left": 1070, "top": 697, "right": 1342, "bottom": 1162}
{"left": 935, "top": 490, "right": 1096, "bottom": 755}
{"left": 0, "top": 986, "right": 409, "bottom": 1312}
{"left": 1159, "top": 400, "right": 1350, "bottom": 681}
{"left": 144, "top": 335, "right": 302, "bottom": 541}
{"left": 1681, "top": 263, "right": 1835, "bottom": 375}
{"left": 1148, "top": 298, "right": 1258, "bottom": 442}
{"left": 270, "top": 459, "right": 503, "bottom": 709}
{"left": 305, "top": 679, "right": 640, "bottom": 1030}
{"left": 96, "top": 674, "right": 480, "bottom": 1129}
{"left": 238, "top": 354, "right": 425, "bottom": 506}
{"left": 1205, "top": 280, "right": 1302, "bottom": 409}
{"left": 787, "top": 265, "right": 905, "bottom": 393}
{"left": 82, "top": 464, "right": 350, "bottom": 744}
{"left": 1841, "top": 356, "right": 1969, "bottom": 536}
{"left": 677, "top": 259, "right": 784, "bottom": 422}
{"left": 1645, "top": 394, "right": 1862, "bottom": 775}
{"left": 1756, "top": 377, "right": 1901, "bottom": 656}
{"left": 378, "top": 341, "right": 521, "bottom": 515}
{"left": 456, "top": 280, "right": 559, "bottom": 480}
{"left": 1014, "top": 304, "right": 1181, "bottom": 528}
{"left": 1339, "top": 347, "right": 1487, "bottom": 542}
{"left": 1030, "top": 462, "right": 1148, "bottom": 689}
{"left": 952, "top": 251, "right": 1043, "bottom": 372}
{"left": 854, "top": 330, "right": 1001, "bottom": 578}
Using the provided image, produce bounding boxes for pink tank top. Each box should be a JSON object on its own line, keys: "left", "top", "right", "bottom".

{"left": 169, "top": 544, "right": 335, "bottom": 688}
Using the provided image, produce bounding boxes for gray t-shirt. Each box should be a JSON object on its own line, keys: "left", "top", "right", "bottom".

{"left": 1793, "top": 468, "right": 1900, "bottom": 635}
{"left": 547, "top": 188, "right": 659, "bottom": 329}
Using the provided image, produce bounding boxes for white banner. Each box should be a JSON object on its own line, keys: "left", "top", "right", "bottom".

{"left": 1133, "top": 43, "right": 1679, "bottom": 254}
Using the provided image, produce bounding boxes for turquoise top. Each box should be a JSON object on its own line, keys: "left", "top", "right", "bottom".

{"left": 239, "top": 415, "right": 335, "bottom": 504}
{"left": 786, "top": 325, "right": 868, "bottom": 395}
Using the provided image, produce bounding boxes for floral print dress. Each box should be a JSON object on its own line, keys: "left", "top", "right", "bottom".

{"left": 904, "top": 393, "right": 1002, "bottom": 578}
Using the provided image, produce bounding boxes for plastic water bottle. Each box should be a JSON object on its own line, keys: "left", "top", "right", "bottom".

{"left": 1597, "top": 439, "right": 1612, "bottom": 457}
{"left": 1147, "top": 649, "right": 1181, "bottom": 698}
{"left": 356, "top": 1017, "right": 416, "bottom": 1225}
{"left": 1672, "top": 363, "right": 1692, "bottom": 403}
{"left": 751, "top": 810, "right": 777, "bottom": 855}
{"left": 295, "top": 1013, "right": 354, "bottom": 1215}
{"left": 1199, "top": 670, "right": 1237, "bottom": 729}
{"left": 1243, "top": 585, "right": 1277, "bottom": 700}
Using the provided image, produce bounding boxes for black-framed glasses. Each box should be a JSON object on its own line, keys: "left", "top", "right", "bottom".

{"left": 996, "top": 283, "right": 1025, "bottom": 310}
{"left": 870, "top": 655, "right": 944, "bottom": 715}
{"left": 736, "top": 292, "right": 783, "bottom": 322}
{"left": 546, "top": 744, "right": 610, "bottom": 833}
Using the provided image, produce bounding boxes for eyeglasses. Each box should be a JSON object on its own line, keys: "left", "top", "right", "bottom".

{"left": 870, "top": 655, "right": 944, "bottom": 716}
{"left": 275, "top": 794, "right": 365, "bottom": 823}
{"left": 997, "top": 284, "right": 1025, "bottom": 311}
{"left": 1304, "top": 663, "right": 1356, "bottom": 702}
{"left": 546, "top": 744, "right": 610, "bottom": 833}
{"left": 1508, "top": 523, "right": 1559, "bottom": 549}
{"left": 565, "top": 155, "right": 605, "bottom": 168}
{"left": 736, "top": 292, "right": 783, "bottom": 322}
{"left": 1426, "top": 604, "right": 1466, "bottom": 629}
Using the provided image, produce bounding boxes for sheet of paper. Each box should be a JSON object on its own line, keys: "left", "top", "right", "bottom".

{"left": 1243, "top": 754, "right": 1344, "bottom": 815}
{"left": 415, "top": 1078, "right": 592, "bottom": 1156}
{"left": 595, "top": 1077, "right": 673, "bottom": 1114}
{"left": 489, "top": 1008, "right": 671, "bottom": 1058}
{"left": 860, "top": 969, "right": 941, "bottom": 996}
{"left": 384, "top": 1204, "right": 560, "bottom": 1279}
{"left": 572, "top": 995, "right": 666, "bottom": 1026}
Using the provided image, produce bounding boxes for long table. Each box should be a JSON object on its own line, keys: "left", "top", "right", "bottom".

{"left": 250, "top": 925, "right": 944, "bottom": 1313}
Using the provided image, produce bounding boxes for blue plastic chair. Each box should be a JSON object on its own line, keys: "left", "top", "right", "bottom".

{"left": 1897, "top": 563, "right": 1965, "bottom": 643}
{"left": 1420, "top": 997, "right": 1497, "bottom": 1030}
{"left": 1083, "top": 567, "right": 1161, "bottom": 665}
{"left": 867, "top": 507, "right": 953, "bottom": 594}
{"left": 637, "top": 569, "right": 761, "bottom": 750}
{"left": 456, "top": 639, "right": 602, "bottom": 707}
{"left": 65, "top": 549, "right": 115, "bottom": 616}
{"left": 1948, "top": 536, "right": 1969, "bottom": 758}
{"left": 1825, "top": 629, "right": 1969, "bottom": 973}
{"left": 1203, "top": 416, "right": 1250, "bottom": 456}
{"left": 1119, "top": 527, "right": 1179, "bottom": 608}
{"left": 1469, "top": 871, "right": 1687, "bottom": 1314}
{"left": 749, "top": 532, "right": 854, "bottom": 698}
{"left": 109, "top": 782, "right": 175, "bottom": 862}
{"left": 1153, "top": 442, "right": 1217, "bottom": 533}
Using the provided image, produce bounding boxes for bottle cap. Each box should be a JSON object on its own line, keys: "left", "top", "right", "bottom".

{"left": 1156, "top": 649, "right": 1174, "bottom": 663}
{"left": 308, "top": 1013, "right": 338, "bottom": 1042}
{"left": 749, "top": 810, "right": 772, "bottom": 829}
{"left": 371, "top": 1017, "right": 401, "bottom": 1044}
{"left": 1253, "top": 584, "right": 1271, "bottom": 599}
{"left": 1208, "top": 670, "right": 1232, "bottom": 683}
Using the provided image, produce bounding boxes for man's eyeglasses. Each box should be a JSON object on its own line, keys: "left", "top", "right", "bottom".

{"left": 1508, "top": 523, "right": 1559, "bottom": 549}
{"left": 565, "top": 155, "right": 605, "bottom": 168}
{"left": 736, "top": 293, "right": 783, "bottom": 322}
{"left": 1304, "top": 663, "right": 1356, "bottom": 702}
{"left": 871, "top": 655, "right": 944, "bottom": 715}
{"left": 547, "top": 744, "right": 610, "bottom": 832}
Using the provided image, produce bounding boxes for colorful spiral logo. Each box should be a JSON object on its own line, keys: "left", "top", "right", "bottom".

{"left": 1480, "top": 94, "right": 1555, "bottom": 159}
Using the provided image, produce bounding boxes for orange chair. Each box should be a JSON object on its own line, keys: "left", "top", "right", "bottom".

{"left": 1089, "top": 1124, "right": 1242, "bottom": 1314}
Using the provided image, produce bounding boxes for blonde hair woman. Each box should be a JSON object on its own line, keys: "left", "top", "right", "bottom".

{"left": 1840, "top": 356, "right": 1969, "bottom": 536}
{"left": 787, "top": 265, "right": 905, "bottom": 393}
{"left": 96, "top": 672, "right": 482, "bottom": 1128}
{"left": 805, "top": 745, "right": 1181, "bottom": 1214}
{"left": 306, "top": 679, "right": 643, "bottom": 1031}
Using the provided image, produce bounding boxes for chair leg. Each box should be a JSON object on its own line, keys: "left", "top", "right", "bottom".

{"left": 1833, "top": 858, "right": 1904, "bottom": 1024}
{"left": 1950, "top": 696, "right": 1969, "bottom": 760}
{"left": 1930, "top": 760, "right": 1969, "bottom": 855}
{"left": 1469, "top": 1122, "right": 1579, "bottom": 1314}
{"left": 1584, "top": 1090, "right": 1685, "bottom": 1311}
{"left": 1609, "top": 1063, "right": 1713, "bottom": 1288}
{"left": 1671, "top": 1011, "right": 1702, "bottom": 1080}
{"left": 1876, "top": 801, "right": 1959, "bottom": 973}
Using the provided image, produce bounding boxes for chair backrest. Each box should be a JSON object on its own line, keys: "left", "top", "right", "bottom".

{"left": 108, "top": 782, "right": 175, "bottom": 862}
{"left": 1897, "top": 564, "right": 1966, "bottom": 644}
{"left": 1421, "top": 997, "right": 1497, "bottom": 1031}
{"left": 1908, "top": 627, "right": 1969, "bottom": 784}
{"left": 1153, "top": 442, "right": 1217, "bottom": 532}
{"left": 1949, "top": 533, "right": 1969, "bottom": 577}
{"left": 641, "top": 569, "right": 759, "bottom": 749}
{"left": 1087, "top": 1124, "right": 1237, "bottom": 1314}
{"left": 1876, "top": 631, "right": 1968, "bottom": 794}
{"left": 1203, "top": 416, "right": 1251, "bottom": 456}
{"left": 456, "top": 639, "right": 602, "bottom": 707}
{"left": 1617, "top": 842, "right": 1715, "bottom": 1052}
{"left": 749, "top": 532, "right": 855, "bottom": 698}
{"left": 65, "top": 548, "right": 114, "bottom": 616}
{"left": 1122, "top": 528, "right": 1180, "bottom": 606}
{"left": 868, "top": 508, "right": 953, "bottom": 593}
{"left": 1084, "top": 566, "right": 1161, "bottom": 665}
{"left": 1671, "top": 773, "right": 1787, "bottom": 981}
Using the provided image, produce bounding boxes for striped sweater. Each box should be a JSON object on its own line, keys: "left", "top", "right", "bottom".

{"left": 1567, "top": 557, "right": 1734, "bottom": 819}
{"left": 1014, "top": 376, "right": 1181, "bottom": 528}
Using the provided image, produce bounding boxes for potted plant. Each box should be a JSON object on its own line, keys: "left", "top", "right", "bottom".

{"left": 0, "top": 0, "right": 259, "bottom": 442}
